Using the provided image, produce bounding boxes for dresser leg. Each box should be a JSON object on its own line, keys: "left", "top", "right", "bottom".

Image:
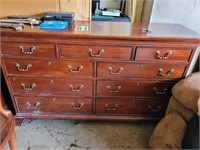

{"left": 15, "top": 118, "right": 23, "bottom": 126}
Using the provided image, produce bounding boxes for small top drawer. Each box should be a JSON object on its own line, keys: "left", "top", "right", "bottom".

{"left": 1, "top": 42, "right": 56, "bottom": 58}
{"left": 135, "top": 47, "right": 192, "bottom": 62}
{"left": 59, "top": 45, "right": 132, "bottom": 60}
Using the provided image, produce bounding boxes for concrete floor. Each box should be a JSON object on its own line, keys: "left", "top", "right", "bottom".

{"left": 5, "top": 120, "right": 155, "bottom": 150}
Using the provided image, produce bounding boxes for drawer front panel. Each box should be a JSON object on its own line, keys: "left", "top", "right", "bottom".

{"left": 97, "top": 80, "right": 175, "bottom": 97}
{"left": 15, "top": 97, "right": 93, "bottom": 114}
{"left": 96, "top": 99, "right": 168, "bottom": 115}
{"left": 10, "top": 78, "right": 93, "bottom": 96}
{"left": 97, "top": 62, "right": 186, "bottom": 79}
{"left": 59, "top": 45, "right": 132, "bottom": 60}
{"left": 3, "top": 59, "right": 93, "bottom": 77}
{"left": 135, "top": 47, "right": 192, "bottom": 62}
{"left": 1, "top": 42, "right": 56, "bottom": 57}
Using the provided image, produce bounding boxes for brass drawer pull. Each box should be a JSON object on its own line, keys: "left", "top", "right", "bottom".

{"left": 88, "top": 48, "right": 104, "bottom": 57}
{"left": 68, "top": 65, "right": 83, "bottom": 73}
{"left": 148, "top": 105, "right": 161, "bottom": 112}
{"left": 15, "top": 63, "right": 32, "bottom": 72}
{"left": 108, "top": 67, "right": 123, "bottom": 75}
{"left": 153, "top": 87, "right": 167, "bottom": 95}
{"left": 106, "top": 85, "right": 121, "bottom": 93}
{"left": 105, "top": 104, "right": 118, "bottom": 111}
{"left": 19, "top": 45, "right": 36, "bottom": 55}
{"left": 20, "top": 83, "right": 36, "bottom": 90}
{"left": 71, "top": 103, "right": 84, "bottom": 110}
{"left": 155, "top": 51, "right": 173, "bottom": 59}
{"left": 158, "top": 68, "right": 174, "bottom": 76}
{"left": 70, "top": 84, "right": 84, "bottom": 92}
{"left": 26, "top": 102, "right": 40, "bottom": 109}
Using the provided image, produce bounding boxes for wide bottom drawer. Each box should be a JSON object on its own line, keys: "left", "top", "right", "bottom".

{"left": 15, "top": 96, "right": 93, "bottom": 114}
{"left": 96, "top": 98, "right": 168, "bottom": 115}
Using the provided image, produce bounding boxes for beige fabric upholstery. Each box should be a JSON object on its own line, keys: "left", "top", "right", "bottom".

{"left": 165, "top": 96, "right": 194, "bottom": 122}
{"left": 149, "top": 72, "right": 200, "bottom": 149}
{"left": 149, "top": 112, "right": 187, "bottom": 149}
{"left": 172, "top": 72, "right": 200, "bottom": 113}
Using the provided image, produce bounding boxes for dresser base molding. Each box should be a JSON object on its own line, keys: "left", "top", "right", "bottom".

{"left": 15, "top": 114, "right": 163, "bottom": 126}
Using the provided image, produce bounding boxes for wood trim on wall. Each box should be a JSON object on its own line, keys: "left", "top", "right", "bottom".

{"left": 132, "top": 0, "right": 144, "bottom": 23}
{"left": 125, "top": 0, "right": 133, "bottom": 20}
{"left": 0, "top": 0, "right": 91, "bottom": 21}
{"left": 0, "top": 0, "right": 60, "bottom": 18}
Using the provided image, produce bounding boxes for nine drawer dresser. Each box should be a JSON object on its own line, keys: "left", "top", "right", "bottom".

{"left": 1, "top": 21, "right": 199, "bottom": 125}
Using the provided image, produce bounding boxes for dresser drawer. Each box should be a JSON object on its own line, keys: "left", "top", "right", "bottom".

{"left": 59, "top": 45, "right": 132, "bottom": 60}
{"left": 1, "top": 42, "right": 56, "bottom": 57}
{"left": 9, "top": 77, "right": 93, "bottom": 96}
{"left": 97, "top": 80, "right": 175, "bottom": 97}
{"left": 96, "top": 98, "right": 168, "bottom": 115}
{"left": 15, "top": 96, "right": 93, "bottom": 114}
{"left": 3, "top": 59, "right": 93, "bottom": 77}
{"left": 97, "top": 62, "right": 186, "bottom": 79}
{"left": 135, "top": 47, "right": 192, "bottom": 62}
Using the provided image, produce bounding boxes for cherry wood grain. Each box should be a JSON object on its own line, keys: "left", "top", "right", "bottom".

{"left": 97, "top": 62, "right": 186, "bottom": 79}
{"left": 9, "top": 77, "right": 93, "bottom": 96}
{"left": 135, "top": 46, "right": 193, "bottom": 62}
{"left": 1, "top": 42, "right": 56, "bottom": 58}
{"left": 59, "top": 45, "right": 132, "bottom": 60}
{"left": 1, "top": 22, "right": 199, "bottom": 42}
{"left": 3, "top": 59, "right": 93, "bottom": 77}
{"left": 95, "top": 98, "right": 168, "bottom": 115}
{"left": 97, "top": 80, "right": 175, "bottom": 97}
{"left": 15, "top": 97, "right": 93, "bottom": 114}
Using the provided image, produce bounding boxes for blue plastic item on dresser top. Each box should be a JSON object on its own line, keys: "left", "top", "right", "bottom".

{"left": 39, "top": 21, "right": 68, "bottom": 30}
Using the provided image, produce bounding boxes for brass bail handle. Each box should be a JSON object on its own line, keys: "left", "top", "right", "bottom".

{"left": 158, "top": 68, "right": 174, "bottom": 76}
{"left": 153, "top": 87, "right": 167, "bottom": 95}
{"left": 105, "top": 104, "right": 118, "bottom": 111}
{"left": 88, "top": 48, "right": 104, "bottom": 57}
{"left": 15, "top": 63, "right": 32, "bottom": 72}
{"left": 148, "top": 105, "right": 161, "bottom": 112}
{"left": 20, "top": 83, "right": 36, "bottom": 91}
{"left": 26, "top": 102, "right": 40, "bottom": 109}
{"left": 71, "top": 103, "right": 84, "bottom": 110}
{"left": 70, "top": 84, "right": 84, "bottom": 92}
{"left": 155, "top": 51, "right": 173, "bottom": 59}
{"left": 106, "top": 85, "right": 121, "bottom": 93}
{"left": 108, "top": 67, "right": 124, "bottom": 75}
{"left": 68, "top": 65, "right": 83, "bottom": 73}
{"left": 19, "top": 45, "right": 36, "bottom": 55}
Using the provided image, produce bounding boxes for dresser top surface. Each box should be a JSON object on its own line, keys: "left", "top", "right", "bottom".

{"left": 1, "top": 21, "right": 199, "bottom": 42}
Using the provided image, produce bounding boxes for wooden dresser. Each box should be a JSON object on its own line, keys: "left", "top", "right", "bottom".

{"left": 1, "top": 21, "right": 199, "bottom": 125}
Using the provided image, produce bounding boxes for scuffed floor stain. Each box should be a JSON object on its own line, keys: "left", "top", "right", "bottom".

{"left": 69, "top": 140, "right": 90, "bottom": 149}
{"left": 69, "top": 140, "right": 79, "bottom": 148}
{"left": 27, "top": 146, "right": 31, "bottom": 150}
{"left": 5, "top": 120, "right": 155, "bottom": 150}
{"left": 73, "top": 121, "right": 79, "bottom": 125}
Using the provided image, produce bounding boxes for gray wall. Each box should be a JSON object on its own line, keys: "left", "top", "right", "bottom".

{"left": 150, "top": 0, "right": 200, "bottom": 33}
{"left": 100, "top": 0, "right": 121, "bottom": 9}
